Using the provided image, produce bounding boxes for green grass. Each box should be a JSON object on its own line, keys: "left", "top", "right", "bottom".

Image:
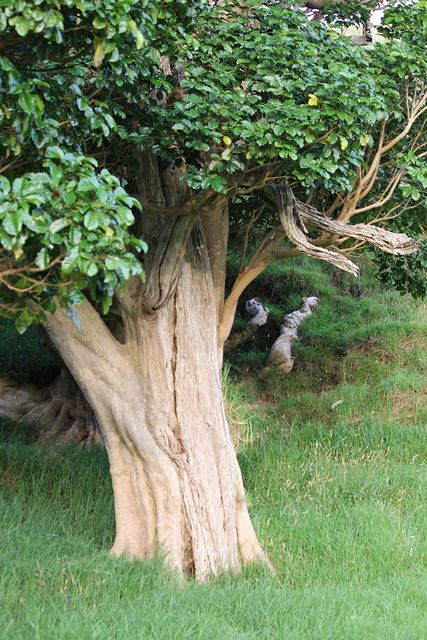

{"left": 1, "top": 419, "right": 426, "bottom": 639}
{"left": 1, "top": 259, "right": 426, "bottom": 639}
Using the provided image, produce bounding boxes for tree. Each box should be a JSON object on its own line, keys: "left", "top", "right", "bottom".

{"left": 0, "top": 0, "right": 425, "bottom": 579}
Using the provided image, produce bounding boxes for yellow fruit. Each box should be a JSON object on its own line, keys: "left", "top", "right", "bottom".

{"left": 223, "top": 135, "right": 232, "bottom": 146}
{"left": 340, "top": 136, "right": 349, "bottom": 151}
{"left": 93, "top": 41, "right": 105, "bottom": 67}
{"left": 359, "top": 134, "right": 369, "bottom": 147}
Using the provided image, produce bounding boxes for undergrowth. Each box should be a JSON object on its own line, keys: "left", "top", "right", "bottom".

{"left": 1, "top": 258, "right": 426, "bottom": 639}
{"left": 0, "top": 319, "right": 59, "bottom": 384}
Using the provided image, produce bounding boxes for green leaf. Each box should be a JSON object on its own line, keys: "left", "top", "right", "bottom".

{"left": 93, "top": 17, "right": 107, "bottom": 29}
{"left": 79, "top": 259, "right": 98, "bottom": 276}
{"left": 23, "top": 215, "right": 48, "bottom": 233}
{"left": 35, "top": 247, "right": 49, "bottom": 270}
{"left": 135, "top": 30, "right": 145, "bottom": 50}
{"left": 210, "top": 176, "right": 228, "bottom": 193}
{"left": 15, "top": 310, "right": 33, "bottom": 334}
{"left": 77, "top": 178, "right": 96, "bottom": 194}
{"left": 69, "top": 227, "right": 82, "bottom": 245}
{"left": 3, "top": 212, "right": 22, "bottom": 236}
{"left": 83, "top": 211, "right": 101, "bottom": 230}
{"left": 101, "top": 292, "right": 113, "bottom": 314}
{"left": 49, "top": 218, "right": 69, "bottom": 234}
{"left": 18, "top": 92, "right": 35, "bottom": 114}
{"left": 62, "top": 247, "right": 79, "bottom": 273}
{"left": 114, "top": 206, "right": 134, "bottom": 225}
{"left": 62, "top": 192, "right": 76, "bottom": 205}
{"left": 14, "top": 18, "right": 31, "bottom": 37}
{"left": 0, "top": 176, "right": 11, "bottom": 196}
{"left": 0, "top": 229, "right": 14, "bottom": 250}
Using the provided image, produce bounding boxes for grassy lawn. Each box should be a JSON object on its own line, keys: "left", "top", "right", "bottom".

{"left": 1, "top": 260, "right": 426, "bottom": 639}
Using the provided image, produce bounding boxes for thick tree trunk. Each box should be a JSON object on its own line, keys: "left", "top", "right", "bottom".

{"left": 46, "top": 224, "right": 269, "bottom": 580}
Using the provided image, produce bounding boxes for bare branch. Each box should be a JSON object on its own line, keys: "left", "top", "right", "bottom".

{"left": 352, "top": 170, "right": 405, "bottom": 215}
{"left": 297, "top": 200, "right": 418, "bottom": 256}
{"left": 263, "top": 296, "right": 319, "bottom": 375}
{"left": 274, "top": 184, "right": 360, "bottom": 275}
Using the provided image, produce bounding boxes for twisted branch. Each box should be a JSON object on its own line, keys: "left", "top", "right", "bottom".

{"left": 270, "top": 184, "right": 418, "bottom": 277}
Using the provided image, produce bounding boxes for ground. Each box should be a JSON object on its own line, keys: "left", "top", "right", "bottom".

{"left": 1, "top": 258, "right": 426, "bottom": 639}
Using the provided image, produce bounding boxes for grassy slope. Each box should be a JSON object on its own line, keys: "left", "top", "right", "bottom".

{"left": 1, "top": 259, "right": 426, "bottom": 639}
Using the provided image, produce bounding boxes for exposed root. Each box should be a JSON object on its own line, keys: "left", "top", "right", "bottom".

{"left": 0, "top": 369, "right": 100, "bottom": 445}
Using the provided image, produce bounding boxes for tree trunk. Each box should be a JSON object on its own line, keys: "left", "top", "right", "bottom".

{"left": 201, "top": 200, "right": 229, "bottom": 326}
{"left": 46, "top": 222, "right": 269, "bottom": 580}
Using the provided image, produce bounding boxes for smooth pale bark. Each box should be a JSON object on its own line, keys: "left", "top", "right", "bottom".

{"left": 46, "top": 221, "right": 268, "bottom": 580}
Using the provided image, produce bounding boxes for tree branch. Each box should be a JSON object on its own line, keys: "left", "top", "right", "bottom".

{"left": 263, "top": 296, "right": 319, "bottom": 374}
{"left": 224, "top": 300, "right": 269, "bottom": 354}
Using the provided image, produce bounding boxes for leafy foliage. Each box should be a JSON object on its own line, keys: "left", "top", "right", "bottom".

{"left": 0, "top": 147, "right": 146, "bottom": 331}
{"left": 157, "top": 6, "right": 388, "bottom": 192}
{"left": 0, "top": 0, "right": 202, "bottom": 328}
{"left": 0, "top": 0, "right": 426, "bottom": 332}
{"left": 375, "top": 241, "right": 427, "bottom": 299}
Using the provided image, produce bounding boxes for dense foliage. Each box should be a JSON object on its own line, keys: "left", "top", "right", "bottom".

{"left": 0, "top": 0, "right": 203, "bottom": 327}
{"left": 0, "top": 0, "right": 426, "bottom": 330}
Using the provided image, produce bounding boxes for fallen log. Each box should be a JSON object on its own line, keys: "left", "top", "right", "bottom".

{"left": 263, "top": 296, "right": 319, "bottom": 374}
{"left": 224, "top": 299, "right": 269, "bottom": 353}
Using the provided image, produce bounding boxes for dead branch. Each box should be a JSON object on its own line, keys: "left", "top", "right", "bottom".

{"left": 273, "top": 184, "right": 360, "bottom": 276}
{"left": 262, "top": 296, "right": 319, "bottom": 374}
{"left": 297, "top": 200, "right": 418, "bottom": 257}
{"left": 264, "top": 184, "right": 418, "bottom": 277}
{"left": 224, "top": 299, "right": 269, "bottom": 354}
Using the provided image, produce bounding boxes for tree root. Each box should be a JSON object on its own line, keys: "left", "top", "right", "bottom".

{"left": 0, "top": 369, "right": 100, "bottom": 445}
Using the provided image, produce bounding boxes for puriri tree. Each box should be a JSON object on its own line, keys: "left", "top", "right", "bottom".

{"left": 0, "top": 0, "right": 425, "bottom": 578}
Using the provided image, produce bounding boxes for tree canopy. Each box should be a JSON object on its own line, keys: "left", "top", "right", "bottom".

{"left": 0, "top": 0, "right": 426, "bottom": 333}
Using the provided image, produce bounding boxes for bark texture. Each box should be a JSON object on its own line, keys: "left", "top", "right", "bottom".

{"left": 201, "top": 200, "right": 229, "bottom": 326}
{"left": 44, "top": 176, "right": 268, "bottom": 579}
{"left": 270, "top": 184, "right": 417, "bottom": 277}
{"left": 0, "top": 369, "right": 98, "bottom": 444}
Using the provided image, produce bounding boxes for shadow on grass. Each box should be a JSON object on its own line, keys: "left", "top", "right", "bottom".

{"left": 0, "top": 416, "right": 41, "bottom": 446}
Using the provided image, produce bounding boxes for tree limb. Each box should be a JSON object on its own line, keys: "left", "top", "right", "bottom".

{"left": 263, "top": 296, "right": 319, "bottom": 374}
{"left": 224, "top": 299, "right": 269, "bottom": 354}
{"left": 261, "top": 184, "right": 418, "bottom": 278}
